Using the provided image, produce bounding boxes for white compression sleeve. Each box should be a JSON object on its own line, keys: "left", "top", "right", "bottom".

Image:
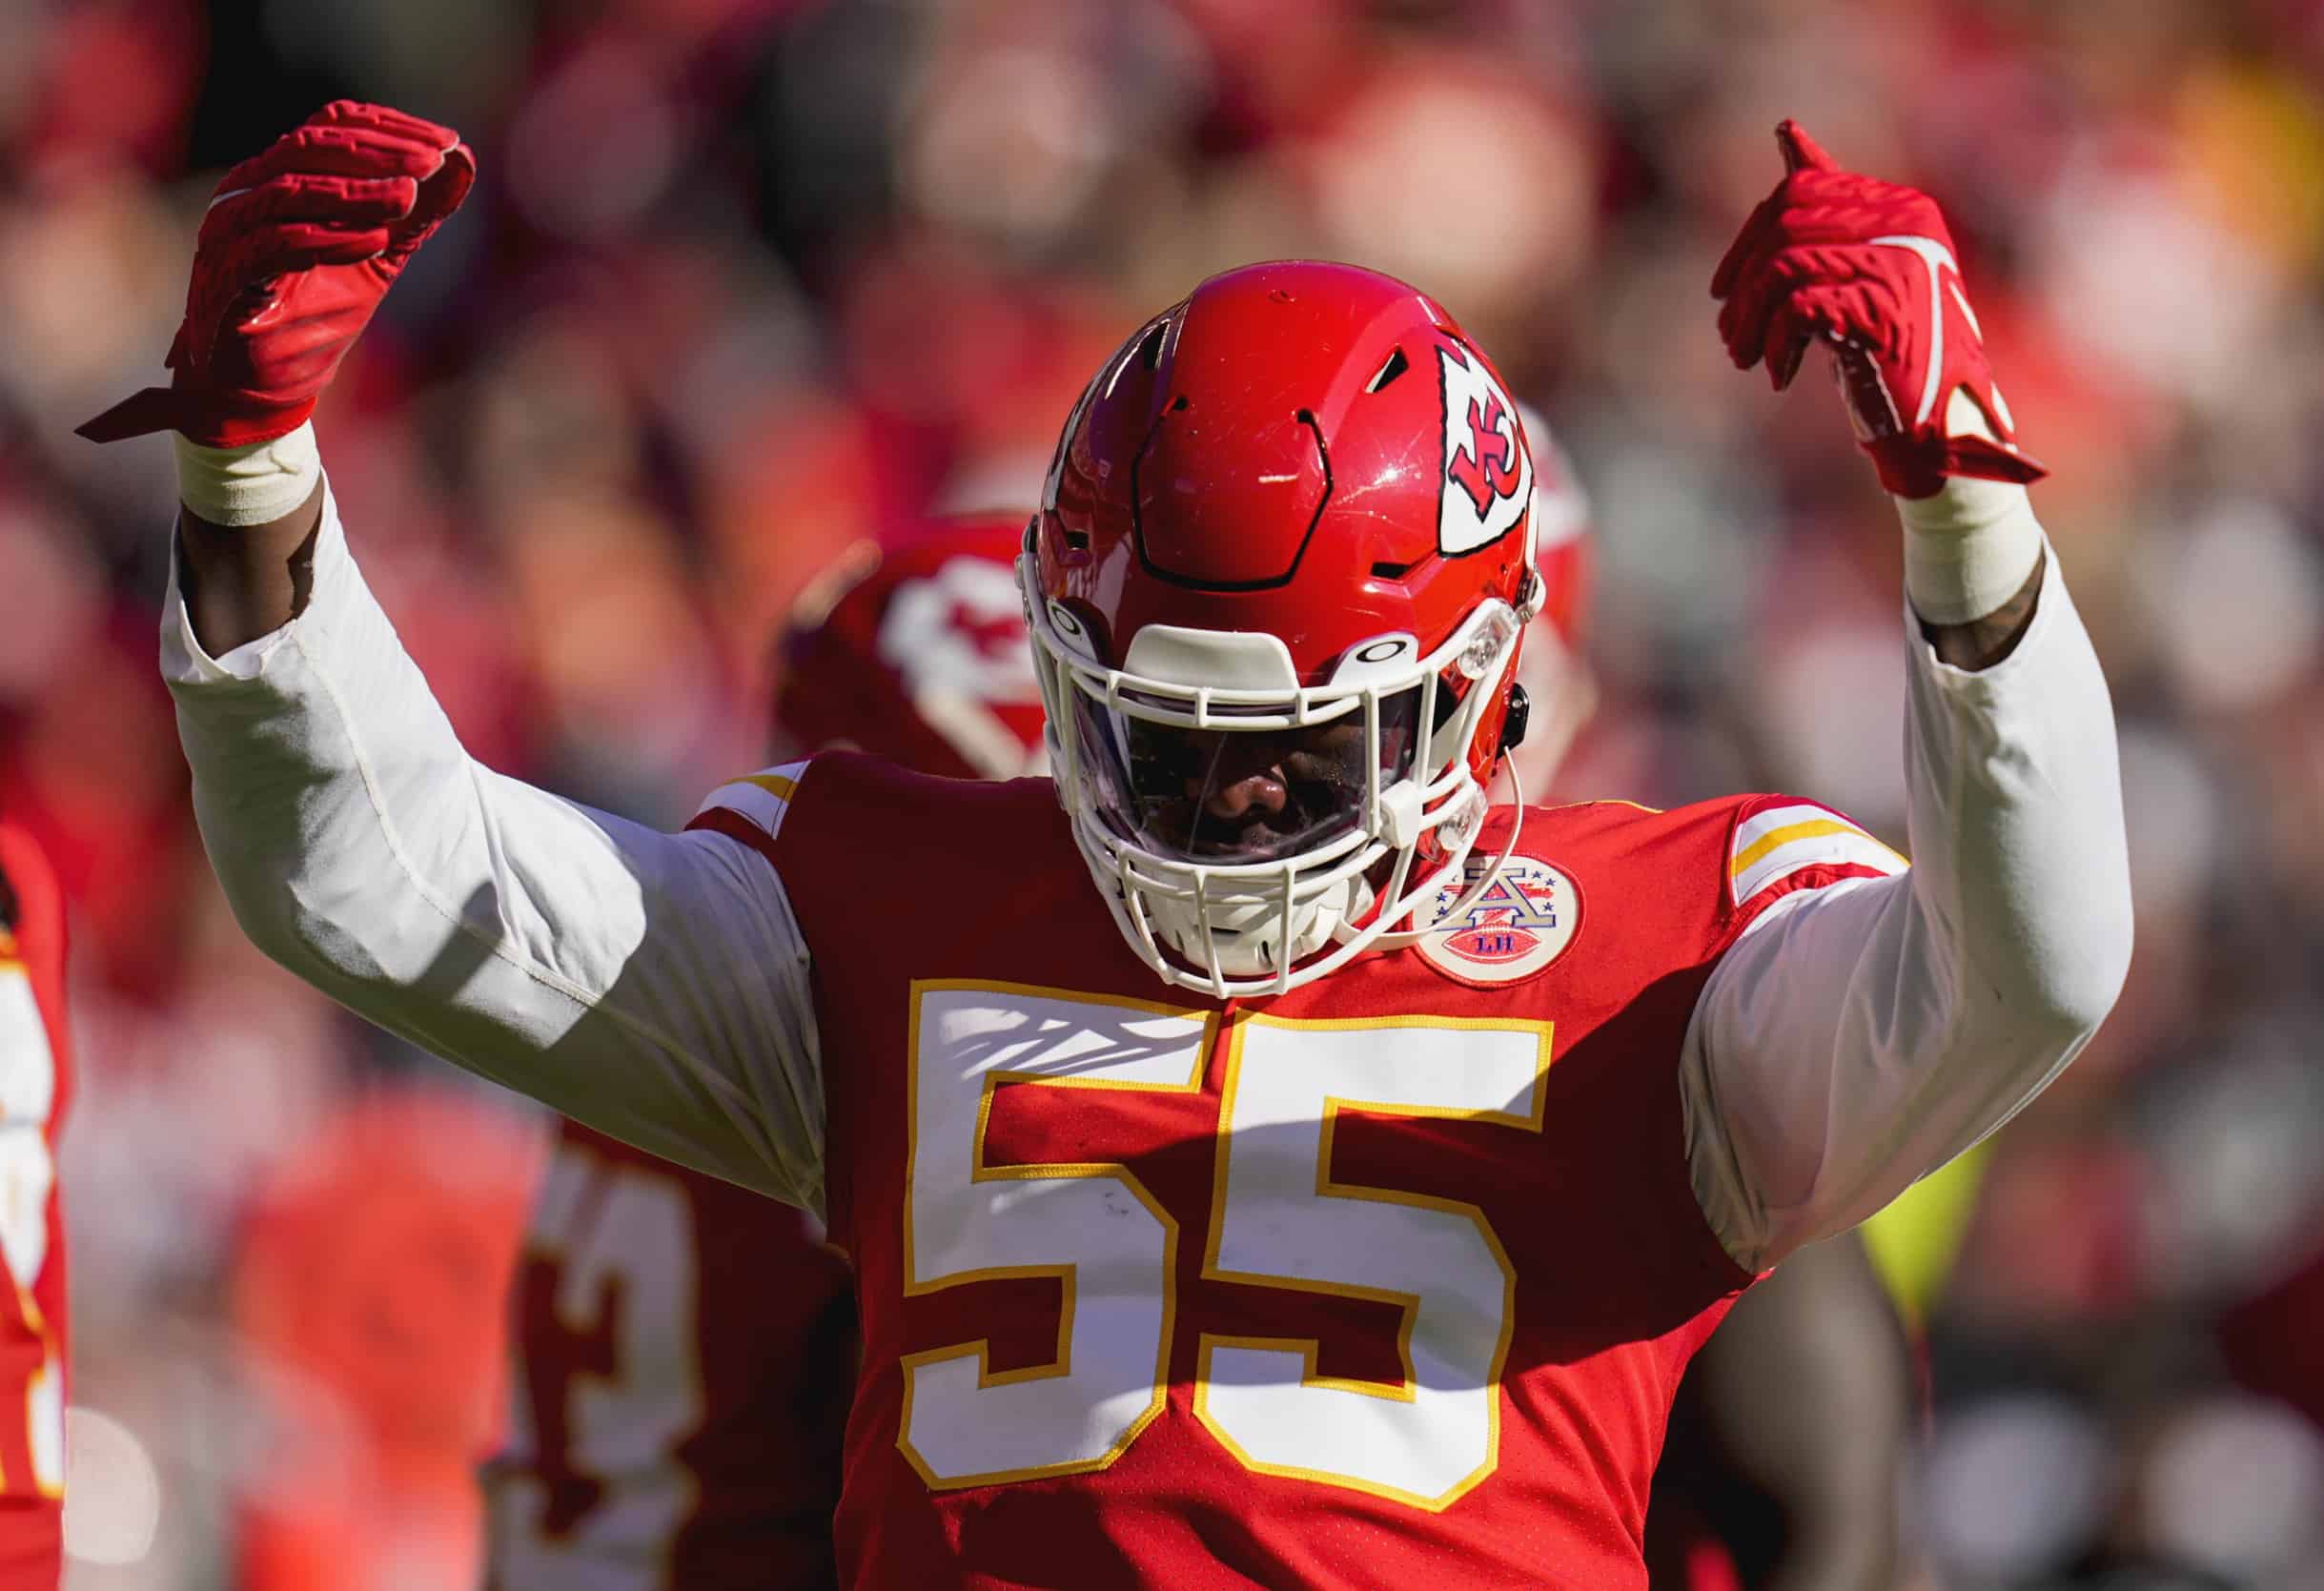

{"left": 162, "top": 480, "right": 830, "bottom": 1212}
{"left": 1680, "top": 538, "right": 2131, "bottom": 1271}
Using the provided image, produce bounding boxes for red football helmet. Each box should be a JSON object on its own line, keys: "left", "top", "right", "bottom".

{"left": 1026, "top": 260, "right": 1547, "bottom": 995}
{"left": 776, "top": 514, "right": 1047, "bottom": 780}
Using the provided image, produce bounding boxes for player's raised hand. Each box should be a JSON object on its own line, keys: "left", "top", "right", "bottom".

{"left": 77, "top": 101, "right": 474, "bottom": 448}
{"left": 1710, "top": 119, "right": 2045, "bottom": 499}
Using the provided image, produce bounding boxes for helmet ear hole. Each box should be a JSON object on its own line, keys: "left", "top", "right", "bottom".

{"left": 1499, "top": 683, "right": 1531, "bottom": 753}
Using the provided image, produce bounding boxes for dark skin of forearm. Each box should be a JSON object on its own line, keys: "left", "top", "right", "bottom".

{"left": 1921, "top": 546, "right": 2047, "bottom": 670}
{"left": 177, "top": 479, "right": 326, "bottom": 656}
{"left": 177, "top": 483, "right": 2048, "bottom": 667}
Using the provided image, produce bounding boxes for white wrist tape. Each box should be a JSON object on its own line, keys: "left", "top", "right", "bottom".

{"left": 174, "top": 422, "right": 321, "bottom": 527}
{"left": 1895, "top": 474, "right": 2043, "bottom": 626}
{"left": 1895, "top": 387, "right": 2044, "bottom": 626}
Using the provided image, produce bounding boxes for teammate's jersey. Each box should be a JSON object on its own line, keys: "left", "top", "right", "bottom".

{"left": 690, "top": 756, "right": 1900, "bottom": 1590}
{"left": 0, "top": 824, "right": 71, "bottom": 1587}
{"left": 485, "top": 1119, "right": 854, "bottom": 1591}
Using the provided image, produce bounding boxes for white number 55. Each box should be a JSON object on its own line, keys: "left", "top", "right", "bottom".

{"left": 900, "top": 981, "right": 1549, "bottom": 1511}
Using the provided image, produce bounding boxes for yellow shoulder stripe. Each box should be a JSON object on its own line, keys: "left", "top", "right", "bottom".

{"left": 1730, "top": 817, "right": 1870, "bottom": 878}
{"left": 1730, "top": 800, "right": 1908, "bottom": 908}
{"left": 693, "top": 760, "right": 813, "bottom": 842}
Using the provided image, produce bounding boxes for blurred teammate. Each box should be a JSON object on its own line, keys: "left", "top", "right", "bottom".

{"left": 100, "top": 106, "right": 2130, "bottom": 1585}
{"left": 1645, "top": 1237, "right": 1916, "bottom": 1590}
{"left": 482, "top": 515, "right": 1045, "bottom": 1590}
{"left": 0, "top": 821, "right": 69, "bottom": 1588}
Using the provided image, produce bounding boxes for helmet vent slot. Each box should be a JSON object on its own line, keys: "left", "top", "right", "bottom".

{"left": 1137, "top": 322, "right": 1169, "bottom": 371}
{"left": 1371, "top": 559, "right": 1415, "bottom": 581}
{"left": 1364, "top": 346, "right": 1410, "bottom": 393}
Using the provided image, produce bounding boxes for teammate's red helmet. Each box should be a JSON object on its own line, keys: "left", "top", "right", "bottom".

{"left": 776, "top": 514, "right": 1047, "bottom": 781}
{"left": 1026, "top": 260, "right": 1546, "bottom": 995}
{"left": 1524, "top": 418, "right": 1592, "bottom": 656}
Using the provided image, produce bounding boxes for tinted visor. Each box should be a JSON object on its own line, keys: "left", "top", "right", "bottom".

{"left": 1072, "top": 688, "right": 1422, "bottom": 864}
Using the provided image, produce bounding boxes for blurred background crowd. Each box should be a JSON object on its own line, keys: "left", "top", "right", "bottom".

{"left": 4, "top": 0, "right": 2324, "bottom": 1585}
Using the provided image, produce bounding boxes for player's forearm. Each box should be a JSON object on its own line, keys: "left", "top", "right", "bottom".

{"left": 179, "top": 493, "right": 323, "bottom": 655}
{"left": 1899, "top": 433, "right": 2049, "bottom": 667}
{"left": 1889, "top": 501, "right": 2130, "bottom": 1046}
{"left": 163, "top": 479, "right": 827, "bottom": 1207}
{"left": 1684, "top": 523, "right": 2130, "bottom": 1267}
{"left": 174, "top": 427, "right": 330, "bottom": 655}
{"left": 1921, "top": 549, "right": 2044, "bottom": 670}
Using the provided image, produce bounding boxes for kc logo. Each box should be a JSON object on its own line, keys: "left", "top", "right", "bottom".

{"left": 1416, "top": 855, "right": 1580, "bottom": 986}
{"left": 1449, "top": 394, "right": 1523, "bottom": 518}
{"left": 1437, "top": 345, "right": 1534, "bottom": 557}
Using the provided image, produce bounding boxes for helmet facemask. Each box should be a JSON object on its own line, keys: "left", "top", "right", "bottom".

{"left": 1023, "top": 558, "right": 1538, "bottom": 998}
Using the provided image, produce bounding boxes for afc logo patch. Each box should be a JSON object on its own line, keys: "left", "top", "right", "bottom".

{"left": 1437, "top": 344, "right": 1534, "bottom": 557}
{"left": 1417, "top": 855, "right": 1580, "bottom": 986}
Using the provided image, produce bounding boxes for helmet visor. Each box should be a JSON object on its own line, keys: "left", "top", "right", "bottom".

{"left": 1071, "top": 687, "right": 1423, "bottom": 865}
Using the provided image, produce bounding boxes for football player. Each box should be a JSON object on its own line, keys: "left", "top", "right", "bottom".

{"left": 95, "top": 105, "right": 2130, "bottom": 1587}
{"left": 0, "top": 819, "right": 71, "bottom": 1587}
{"left": 481, "top": 515, "right": 1045, "bottom": 1591}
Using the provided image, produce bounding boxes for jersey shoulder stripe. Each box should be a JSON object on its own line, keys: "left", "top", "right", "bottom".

{"left": 692, "top": 761, "right": 814, "bottom": 845}
{"left": 1729, "top": 800, "right": 1906, "bottom": 909}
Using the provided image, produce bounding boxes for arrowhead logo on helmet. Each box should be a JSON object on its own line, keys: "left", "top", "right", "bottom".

{"left": 1437, "top": 346, "right": 1534, "bottom": 556}
{"left": 1025, "top": 260, "right": 1550, "bottom": 998}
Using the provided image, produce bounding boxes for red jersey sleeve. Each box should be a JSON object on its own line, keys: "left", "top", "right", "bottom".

{"left": 1720, "top": 796, "right": 1909, "bottom": 923}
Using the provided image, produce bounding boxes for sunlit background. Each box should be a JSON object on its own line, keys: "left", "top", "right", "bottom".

{"left": 4, "top": 0, "right": 2324, "bottom": 1585}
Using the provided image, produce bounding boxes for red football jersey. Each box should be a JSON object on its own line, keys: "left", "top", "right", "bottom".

{"left": 485, "top": 1120, "right": 855, "bottom": 1590}
{"left": 690, "top": 754, "right": 1896, "bottom": 1589}
{"left": 0, "top": 824, "right": 71, "bottom": 1587}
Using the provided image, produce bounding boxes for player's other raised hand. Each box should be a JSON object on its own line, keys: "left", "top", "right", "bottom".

{"left": 1711, "top": 119, "right": 2045, "bottom": 499}
{"left": 77, "top": 101, "right": 473, "bottom": 448}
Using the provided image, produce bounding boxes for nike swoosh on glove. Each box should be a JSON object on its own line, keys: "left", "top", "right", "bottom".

{"left": 1711, "top": 120, "right": 2045, "bottom": 499}
{"left": 78, "top": 101, "right": 473, "bottom": 448}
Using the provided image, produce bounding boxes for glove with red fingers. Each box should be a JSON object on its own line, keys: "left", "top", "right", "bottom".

{"left": 77, "top": 101, "right": 473, "bottom": 449}
{"left": 1711, "top": 120, "right": 2044, "bottom": 500}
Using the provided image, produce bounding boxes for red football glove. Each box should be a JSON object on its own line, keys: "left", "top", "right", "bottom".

{"left": 1711, "top": 120, "right": 2045, "bottom": 499}
{"left": 77, "top": 101, "right": 474, "bottom": 448}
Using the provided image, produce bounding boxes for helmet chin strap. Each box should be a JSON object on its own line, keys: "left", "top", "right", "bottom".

{"left": 1354, "top": 755, "right": 1527, "bottom": 952}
